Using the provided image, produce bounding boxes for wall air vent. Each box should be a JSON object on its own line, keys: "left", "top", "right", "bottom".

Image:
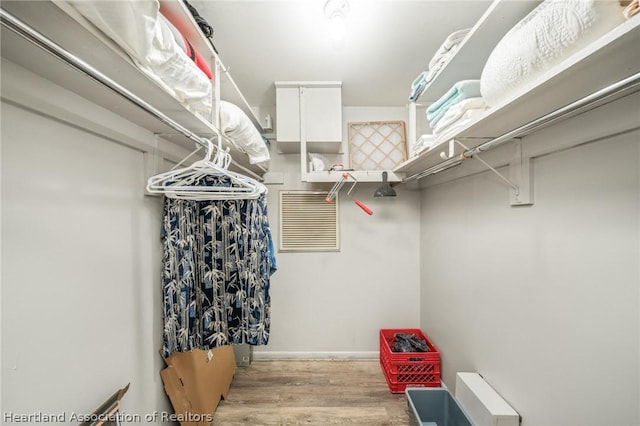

{"left": 279, "top": 191, "right": 339, "bottom": 252}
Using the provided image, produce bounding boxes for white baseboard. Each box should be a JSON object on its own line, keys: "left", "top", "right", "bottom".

{"left": 252, "top": 351, "right": 379, "bottom": 361}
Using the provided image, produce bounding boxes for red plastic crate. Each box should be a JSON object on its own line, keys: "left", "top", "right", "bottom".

{"left": 379, "top": 328, "right": 441, "bottom": 393}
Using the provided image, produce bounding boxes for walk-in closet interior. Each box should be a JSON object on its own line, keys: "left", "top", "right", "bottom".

{"left": 1, "top": 0, "right": 638, "bottom": 425}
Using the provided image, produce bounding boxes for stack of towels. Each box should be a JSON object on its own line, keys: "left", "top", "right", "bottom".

{"left": 409, "top": 134, "right": 437, "bottom": 158}
{"left": 426, "top": 80, "right": 489, "bottom": 137}
{"left": 408, "top": 28, "right": 471, "bottom": 101}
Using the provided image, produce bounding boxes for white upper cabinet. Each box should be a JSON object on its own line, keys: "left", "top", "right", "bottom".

{"left": 303, "top": 86, "right": 342, "bottom": 144}
{"left": 275, "top": 81, "right": 343, "bottom": 154}
{"left": 275, "top": 86, "right": 301, "bottom": 143}
{"left": 275, "top": 81, "right": 405, "bottom": 182}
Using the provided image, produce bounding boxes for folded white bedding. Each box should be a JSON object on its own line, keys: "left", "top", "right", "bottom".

{"left": 431, "top": 97, "right": 488, "bottom": 134}
{"left": 434, "top": 108, "right": 488, "bottom": 142}
{"left": 66, "top": 0, "right": 213, "bottom": 118}
{"left": 481, "top": 0, "right": 625, "bottom": 106}
{"left": 410, "top": 134, "right": 437, "bottom": 157}
{"left": 220, "top": 101, "right": 270, "bottom": 166}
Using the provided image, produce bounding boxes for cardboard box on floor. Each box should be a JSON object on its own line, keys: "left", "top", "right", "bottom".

{"left": 160, "top": 346, "right": 236, "bottom": 426}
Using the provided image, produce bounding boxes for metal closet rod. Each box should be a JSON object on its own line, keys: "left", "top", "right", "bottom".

{"left": 404, "top": 71, "right": 640, "bottom": 183}
{"left": 0, "top": 8, "right": 263, "bottom": 180}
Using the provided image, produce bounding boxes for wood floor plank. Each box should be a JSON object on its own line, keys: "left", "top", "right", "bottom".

{"left": 212, "top": 360, "right": 411, "bottom": 425}
{"left": 213, "top": 406, "right": 394, "bottom": 426}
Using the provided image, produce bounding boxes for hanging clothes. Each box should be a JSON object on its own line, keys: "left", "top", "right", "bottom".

{"left": 160, "top": 176, "right": 275, "bottom": 358}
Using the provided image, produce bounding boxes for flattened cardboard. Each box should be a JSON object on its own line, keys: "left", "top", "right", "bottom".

{"left": 80, "top": 383, "right": 130, "bottom": 426}
{"left": 160, "top": 346, "right": 236, "bottom": 426}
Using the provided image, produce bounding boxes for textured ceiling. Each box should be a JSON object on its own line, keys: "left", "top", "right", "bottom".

{"left": 191, "top": 0, "right": 492, "bottom": 107}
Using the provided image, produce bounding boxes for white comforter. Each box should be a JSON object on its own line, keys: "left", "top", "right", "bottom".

{"left": 480, "top": 0, "right": 625, "bottom": 106}
{"left": 65, "top": 0, "right": 213, "bottom": 118}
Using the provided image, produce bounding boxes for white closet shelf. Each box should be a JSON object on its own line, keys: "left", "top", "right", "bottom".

{"left": 416, "top": 0, "right": 540, "bottom": 104}
{"left": 405, "top": 0, "right": 540, "bottom": 156}
{"left": 397, "top": 16, "right": 640, "bottom": 178}
{"left": 0, "top": 0, "right": 266, "bottom": 176}
{"left": 159, "top": 1, "right": 264, "bottom": 133}
{"left": 306, "top": 170, "right": 405, "bottom": 183}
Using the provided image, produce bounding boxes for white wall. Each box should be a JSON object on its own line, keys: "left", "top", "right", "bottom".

{"left": 255, "top": 106, "right": 422, "bottom": 358}
{"left": 419, "top": 102, "right": 639, "bottom": 425}
{"left": 4, "top": 54, "right": 637, "bottom": 425}
{"left": 1, "top": 62, "right": 171, "bottom": 422}
{"left": 1, "top": 64, "right": 421, "bottom": 426}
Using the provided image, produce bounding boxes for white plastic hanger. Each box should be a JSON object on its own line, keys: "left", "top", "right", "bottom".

{"left": 146, "top": 136, "right": 267, "bottom": 200}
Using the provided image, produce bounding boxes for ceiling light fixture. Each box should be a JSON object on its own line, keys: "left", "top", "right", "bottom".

{"left": 324, "top": 0, "right": 350, "bottom": 41}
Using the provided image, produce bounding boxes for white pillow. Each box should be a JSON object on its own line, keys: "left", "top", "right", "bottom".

{"left": 67, "top": 0, "right": 212, "bottom": 117}
{"left": 219, "top": 101, "right": 270, "bottom": 166}
{"left": 480, "top": 0, "right": 624, "bottom": 106}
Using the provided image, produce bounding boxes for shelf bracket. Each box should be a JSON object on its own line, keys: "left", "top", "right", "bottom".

{"left": 143, "top": 137, "right": 164, "bottom": 197}
{"left": 509, "top": 139, "right": 534, "bottom": 206}
{"left": 453, "top": 139, "right": 531, "bottom": 206}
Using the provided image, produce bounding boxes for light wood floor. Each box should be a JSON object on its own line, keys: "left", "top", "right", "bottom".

{"left": 212, "top": 360, "right": 411, "bottom": 426}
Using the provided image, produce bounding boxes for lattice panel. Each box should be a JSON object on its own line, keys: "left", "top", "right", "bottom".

{"left": 348, "top": 121, "right": 407, "bottom": 170}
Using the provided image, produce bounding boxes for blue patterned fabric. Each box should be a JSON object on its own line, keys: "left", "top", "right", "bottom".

{"left": 161, "top": 176, "right": 274, "bottom": 358}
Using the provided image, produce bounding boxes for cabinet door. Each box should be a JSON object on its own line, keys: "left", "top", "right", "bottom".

{"left": 276, "top": 87, "right": 300, "bottom": 142}
{"left": 303, "top": 86, "right": 342, "bottom": 143}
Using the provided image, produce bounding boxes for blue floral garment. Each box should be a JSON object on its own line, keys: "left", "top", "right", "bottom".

{"left": 161, "top": 176, "right": 274, "bottom": 358}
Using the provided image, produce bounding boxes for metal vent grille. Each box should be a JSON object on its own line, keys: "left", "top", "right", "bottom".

{"left": 279, "top": 191, "right": 339, "bottom": 252}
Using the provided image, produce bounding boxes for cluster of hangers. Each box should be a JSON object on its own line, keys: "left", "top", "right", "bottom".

{"left": 146, "top": 134, "right": 267, "bottom": 200}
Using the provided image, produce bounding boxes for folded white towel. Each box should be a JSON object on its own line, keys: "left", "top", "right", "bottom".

{"left": 411, "top": 134, "right": 437, "bottom": 157}
{"left": 427, "top": 80, "right": 481, "bottom": 127}
{"left": 432, "top": 97, "right": 488, "bottom": 133}
{"left": 434, "top": 108, "right": 488, "bottom": 139}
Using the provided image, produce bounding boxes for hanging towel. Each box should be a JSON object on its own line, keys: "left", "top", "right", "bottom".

{"left": 426, "top": 79, "right": 481, "bottom": 127}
